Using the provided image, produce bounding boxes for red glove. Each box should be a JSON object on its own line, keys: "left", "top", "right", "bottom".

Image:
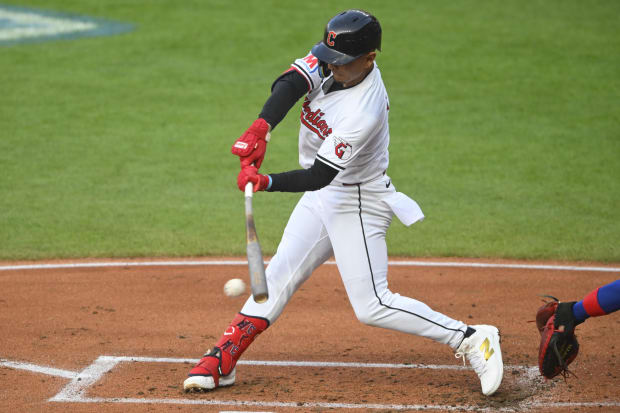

{"left": 237, "top": 166, "right": 270, "bottom": 192}
{"left": 231, "top": 118, "right": 270, "bottom": 169}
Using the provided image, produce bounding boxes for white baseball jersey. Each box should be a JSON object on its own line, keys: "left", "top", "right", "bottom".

{"left": 291, "top": 52, "right": 390, "bottom": 185}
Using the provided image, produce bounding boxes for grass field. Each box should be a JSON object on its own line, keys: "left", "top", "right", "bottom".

{"left": 1, "top": 1, "right": 619, "bottom": 261}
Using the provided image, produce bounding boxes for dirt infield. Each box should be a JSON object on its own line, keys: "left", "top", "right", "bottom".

{"left": 1, "top": 258, "right": 619, "bottom": 412}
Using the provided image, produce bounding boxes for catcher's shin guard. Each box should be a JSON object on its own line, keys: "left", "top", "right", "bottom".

{"left": 184, "top": 313, "right": 269, "bottom": 392}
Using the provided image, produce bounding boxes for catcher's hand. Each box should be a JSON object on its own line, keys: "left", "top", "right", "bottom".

{"left": 536, "top": 296, "right": 581, "bottom": 379}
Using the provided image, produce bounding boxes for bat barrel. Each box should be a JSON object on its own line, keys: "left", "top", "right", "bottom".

{"left": 244, "top": 181, "right": 269, "bottom": 304}
{"left": 247, "top": 241, "right": 268, "bottom": 302}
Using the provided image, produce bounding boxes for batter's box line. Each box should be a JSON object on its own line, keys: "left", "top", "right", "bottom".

{"left": 2, "top": 356, "right": 618, "bottom": 412}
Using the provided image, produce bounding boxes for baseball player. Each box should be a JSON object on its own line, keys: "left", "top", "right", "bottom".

{"left": 184, "top": 10, "right": 504, "bottom": 396}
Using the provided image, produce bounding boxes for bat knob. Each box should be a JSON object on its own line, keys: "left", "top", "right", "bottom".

{"left": 253, "top": 293, "right": 268, "bottom": 304}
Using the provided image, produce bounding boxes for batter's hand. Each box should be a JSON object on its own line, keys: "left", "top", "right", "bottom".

{"left": 231, "top": 118, "right": 270, "bottom": 169}
{"left": 237, "top": 166, "right": 269, "bottom": 192}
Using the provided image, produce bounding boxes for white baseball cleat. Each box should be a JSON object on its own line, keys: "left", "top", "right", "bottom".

{"left": 183, "top": 367, "right": 236, "bottom": 392}
{"left": 455, "top": 324, "right": 503, "bottom": 396}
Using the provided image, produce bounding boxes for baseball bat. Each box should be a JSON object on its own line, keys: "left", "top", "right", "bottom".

{"left": 244, "top": 182, "right": 269, "bottom": 303}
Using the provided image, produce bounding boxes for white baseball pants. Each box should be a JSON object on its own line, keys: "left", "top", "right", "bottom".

{"left": 241, "top": 175, "right": 468, "bottom": 350}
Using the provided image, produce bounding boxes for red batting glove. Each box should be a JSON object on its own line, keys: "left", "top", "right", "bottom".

{"left": 231, "top": 118, "right": 270, "bottom": 169}
{"left": 237, "top": 166, "right": 270, "bottom": 192}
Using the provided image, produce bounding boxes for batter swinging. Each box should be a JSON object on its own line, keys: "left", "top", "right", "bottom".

{"left": 184, "top": 9, "right": 504, "bottom": 396}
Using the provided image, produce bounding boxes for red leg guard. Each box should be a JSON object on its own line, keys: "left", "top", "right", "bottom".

{"left": 212, "top": 313, "right": 269, "bottom": 375}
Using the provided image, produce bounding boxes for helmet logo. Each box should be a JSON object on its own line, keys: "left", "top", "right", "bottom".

{"left": 326, "top": 31, "right": 337, "bottom": 47}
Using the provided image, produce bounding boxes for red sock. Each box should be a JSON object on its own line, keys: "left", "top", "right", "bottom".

{"left": 213, "top": 313, "right": 269, "bottom": 375}
{"left": 582, "top": 287, "right": 606, "bottom": 317}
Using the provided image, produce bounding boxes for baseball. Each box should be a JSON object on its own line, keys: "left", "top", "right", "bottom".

{"left": 223, "top": 278, "right": 246, "bottom": 297}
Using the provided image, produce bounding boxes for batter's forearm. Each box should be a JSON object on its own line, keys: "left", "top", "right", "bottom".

{"left": 268, "top": 159, "right": 338, "bottom": 192}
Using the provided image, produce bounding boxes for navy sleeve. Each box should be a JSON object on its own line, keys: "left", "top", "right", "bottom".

{"left": 267, "top": 158, "right": 339, "bottom": 192}
{"left": 258, "top": 70, "right": 308, "bottom": 130}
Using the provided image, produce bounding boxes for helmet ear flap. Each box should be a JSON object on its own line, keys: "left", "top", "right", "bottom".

{"left": 319, "top": 61, "right": 331, "bottom": 78}
{"left": 369, "top": 19, "right": 382, "bottom": 51}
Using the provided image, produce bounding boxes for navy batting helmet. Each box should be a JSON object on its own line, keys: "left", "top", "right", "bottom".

{"left": 311, "top": 10, "right": 381, "bottom": 66}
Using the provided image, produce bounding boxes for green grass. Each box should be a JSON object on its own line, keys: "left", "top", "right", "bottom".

{"left": 1, "top": 0, "right": 619, "bottom": 261}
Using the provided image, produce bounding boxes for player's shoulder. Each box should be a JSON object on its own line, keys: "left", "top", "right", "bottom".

{"left": 290, "top": 51, "right": 327, "bottom": 93}
{"left": 292, "top": 52, "right": 321, "bottom": 76}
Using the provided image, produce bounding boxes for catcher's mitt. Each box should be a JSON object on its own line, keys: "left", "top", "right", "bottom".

{"left": 536, "top": 296, "right": 581, "bottom": 379}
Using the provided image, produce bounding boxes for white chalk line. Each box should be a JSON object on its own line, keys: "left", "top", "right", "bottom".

{"left": 1, "top": 259, "right": 618, "bottom": 272}
{"left": 220, "top": 411, "right": 274, "bottom": 413}
{"left": 2, "top": 356, "right": 618, "bottom": 411}
{"left": 4, "top": 354, "right": 523, "bottom": 377}
{"left": 50, "top": 356, "right": 119, "bottom": 401}
{"left": 0, "top": 358, "right": 78, "bottom": 379}
{"left": 48, "top": 397, "right": 620, "bottom": 412}
{"left": 109, "top": 355, "right": 472, "bottom": 370}
{"left": 54, "top": 396, "right": 490, "bottom": 411}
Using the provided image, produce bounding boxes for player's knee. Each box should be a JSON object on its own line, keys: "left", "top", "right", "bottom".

{"left": 354, "top": 311, "right": 373, "bottom": 326}
{"left": 352, "top": 303, "right": 382, "bottom": 327}
{"left": 356, "top": 314, "right": 380, "bottom": 327}
{"left": 347, "top": 286, "right": 395, "bottom": 326}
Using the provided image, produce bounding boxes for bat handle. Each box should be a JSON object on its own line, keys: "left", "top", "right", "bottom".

{"left": 245, "top": 182, "right": 253, "bottom": 198}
